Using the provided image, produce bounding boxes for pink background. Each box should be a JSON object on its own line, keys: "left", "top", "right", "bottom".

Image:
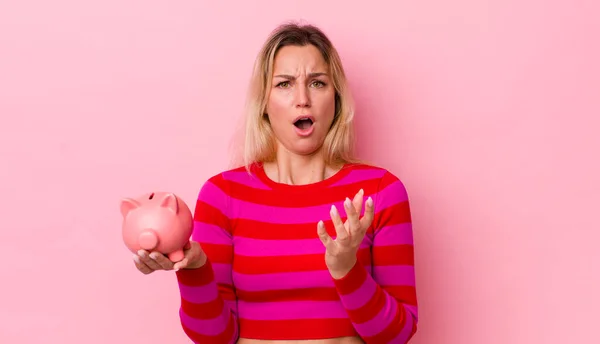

{"left": 1, "top": 1, "right": 599, "bottom": 343}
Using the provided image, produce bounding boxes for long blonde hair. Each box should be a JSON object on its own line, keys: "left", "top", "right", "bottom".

{"left": 231, "top": 22, "right": 358, "bottom": 170}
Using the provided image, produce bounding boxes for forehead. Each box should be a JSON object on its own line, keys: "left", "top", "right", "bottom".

{"left": 272, "top": 44, "right": 328, "bottom": 73}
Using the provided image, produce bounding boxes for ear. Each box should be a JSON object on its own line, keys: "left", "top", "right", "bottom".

{"left": 160, "top": 193, "right": 179, "bottom": 214}
{"left": 120, "top": 198, "right": 141, "bottom": 218}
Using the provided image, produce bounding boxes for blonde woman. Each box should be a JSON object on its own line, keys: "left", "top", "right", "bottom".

{"left": 134, "top": 22, "right": 419, "bottom": 344}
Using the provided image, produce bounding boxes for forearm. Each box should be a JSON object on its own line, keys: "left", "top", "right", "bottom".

{"left": 332, "top": 261, "right": 417, "bottom": 344}
{"left": 176, "top": 259, "right": 239, "bottom": 344}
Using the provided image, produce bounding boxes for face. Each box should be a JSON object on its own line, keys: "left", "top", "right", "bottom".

{"left": 265, "top": 44, "right": 336, "bottom": 157}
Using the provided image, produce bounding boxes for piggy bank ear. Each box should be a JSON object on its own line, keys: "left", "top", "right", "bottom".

{"left": 120, "top": 198, "right": 141, "bottom": 218}
{"left": 160, "top": 193, "right": 179, "bottom": 214}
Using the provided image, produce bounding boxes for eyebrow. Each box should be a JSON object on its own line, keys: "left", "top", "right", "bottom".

{"left": 273, "top": 72, "right": 328, "bottom": 79}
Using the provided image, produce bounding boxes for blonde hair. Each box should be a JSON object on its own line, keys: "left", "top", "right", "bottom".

{"left": 234, "top": 22, "right": 358, "bottom": 170}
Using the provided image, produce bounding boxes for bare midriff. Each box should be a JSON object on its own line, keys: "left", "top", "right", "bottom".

{"left": 237, "top": 337, "right": 364, "bottom": 344}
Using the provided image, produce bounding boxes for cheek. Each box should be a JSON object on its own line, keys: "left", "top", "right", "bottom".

{"left": 327, "top": 95, "right": 336, "bottom": 117}
{"left": 316, "top": 92, "right": 336, "bottom": 123}
{"left": 267, "top": 91, "right": 292, "bottom": 113}
{"left": 266, "top": 95, "right": 290, "bottom": 131}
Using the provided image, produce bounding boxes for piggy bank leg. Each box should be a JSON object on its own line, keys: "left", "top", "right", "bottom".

{"left": 168, "top": 249, "right": 185, "bottom": 263}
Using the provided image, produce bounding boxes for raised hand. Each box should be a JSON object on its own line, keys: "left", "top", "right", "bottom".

{"left": 317, "top": 188, "right": 375, "bottom": 279}
{"left": 133, "top": 241, "right": 207, "bottom": 274}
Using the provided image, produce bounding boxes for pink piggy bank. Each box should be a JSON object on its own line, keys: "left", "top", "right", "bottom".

{"left": 120, "top": 192, "right": 193, "bottom": 262}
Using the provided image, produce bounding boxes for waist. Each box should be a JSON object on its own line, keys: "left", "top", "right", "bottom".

{"left": 237, "top": 337, "right": 364, "bottom": 344}
{"left": 237, "top": 317, "right": 358, "bottom": 341}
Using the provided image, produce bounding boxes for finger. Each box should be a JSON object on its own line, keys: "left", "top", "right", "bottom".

{"left": 133, "top": 255, "right": 154, "bottom": 274}
{"left": 316, "top": 220, "right": 334, "bottom": 248}
{"left": 343, "top": 197, "right": 362, "bottom": 235}
{"left": 360, "top": 196, "right": 375, "bottom": 231}
{"left": 138, "top": 250, "right": 162, "bottom": 270}
{"left": 173, "top": 257, "right": 189, "bottom": 271}
{"left": 183, "top": 241, "right": 192, "bottom": 250}
{"left": 149, "top": 251, "right": 174, "bottom": 270}
{"left": 352, "top": 189, "right": 364, "bottom": 215}
{"left": 173, "top": 241, "right": 203, "bottom": 271}
{"left": 330, "top": 205, "right": 348, "bottom": 242}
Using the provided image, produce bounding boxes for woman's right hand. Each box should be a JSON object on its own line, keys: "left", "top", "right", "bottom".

{"left": 133, "top": 241, "right": 207, "bottom": 274}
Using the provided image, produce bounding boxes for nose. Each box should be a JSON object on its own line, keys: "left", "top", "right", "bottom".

{"left": 295, "top": 85, "right": 311, "bottom": 108}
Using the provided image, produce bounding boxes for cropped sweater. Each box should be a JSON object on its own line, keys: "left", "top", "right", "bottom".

{"left": 175, "top": 163, "right": 418, "bottom": 343}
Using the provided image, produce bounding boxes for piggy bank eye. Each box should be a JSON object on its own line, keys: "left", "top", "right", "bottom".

{"left": 149, "top": 193, "right": 155, "bottom": 200}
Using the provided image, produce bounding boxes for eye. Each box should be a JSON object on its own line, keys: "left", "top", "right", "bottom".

{"left": 276, "top": 81, "right": 290, "bottom": 88}
{"left": 311, "top": 80, "right": 325, "bottom": 88}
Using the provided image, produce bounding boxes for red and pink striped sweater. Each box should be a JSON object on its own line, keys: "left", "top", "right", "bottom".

{"left": 175, "top": 163, "right": 418, "bottom": 343}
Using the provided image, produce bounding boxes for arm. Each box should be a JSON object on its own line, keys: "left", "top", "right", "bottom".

{"left": 175, "top": 175, "right": 239, "bottom": 344}
{"left": 333, "top": 171, "right": 418, "bottom": 343}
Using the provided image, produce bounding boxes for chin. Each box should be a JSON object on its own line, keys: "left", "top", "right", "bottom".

{"left": 287, "top": 140, "right": 324, "bottom": 156}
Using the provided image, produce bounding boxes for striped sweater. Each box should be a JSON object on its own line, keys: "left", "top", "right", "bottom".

{"left": 175, "top": 163, "right": 418, "bottom": 343}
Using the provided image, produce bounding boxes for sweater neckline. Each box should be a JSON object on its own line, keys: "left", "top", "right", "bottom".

{"left": 251, "top": 162, "right": 354, "bottom": 192}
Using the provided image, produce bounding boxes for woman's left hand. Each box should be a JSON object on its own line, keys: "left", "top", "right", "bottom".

{"left": 317, "top": 189, "right": 375, "bottom": 279}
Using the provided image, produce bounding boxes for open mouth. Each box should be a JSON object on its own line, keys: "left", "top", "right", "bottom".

{"left": 293, "top": 117, "right": 314, "bottom": 130}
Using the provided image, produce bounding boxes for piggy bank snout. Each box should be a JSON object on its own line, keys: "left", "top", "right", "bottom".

{"left": 138, "top": 228, "right": 159, "bottom": 250}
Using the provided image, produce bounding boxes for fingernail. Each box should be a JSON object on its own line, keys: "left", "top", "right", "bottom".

{"left": 367, "top": 197, "right": 373, "bottom": 206}
{"left": 359, "top": 188, "right": 364, "bottom": 195}
{"left": 331, "top": 205, "right": 337, "bottom": 215}
{"left": 344, "top": 197, "right": 351, "bottom": 207}
{"left": 137, "top": 250, "right": 145, "bottom": 257}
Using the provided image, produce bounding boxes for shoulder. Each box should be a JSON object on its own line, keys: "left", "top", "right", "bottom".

{"left": 193, "top": 166, "right": 252, "bottom": 214}
{"left": 349, "top": 164, "right": 412, "bottom": 229}
{"left": 343, "top": 162, "right": 409, "bottom": 201}
{"left": 199, "top": 163, "right": 266, "bottom": 195}
{"left": 204, "top": 165, "right": 249, "bottom": 185}
{"left": 342, "top": 162, "right": 405, "bottom": 187}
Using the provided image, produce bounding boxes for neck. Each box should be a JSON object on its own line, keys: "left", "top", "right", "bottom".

{"left": 264, "top": 146, "right": 340, "bottom": 186}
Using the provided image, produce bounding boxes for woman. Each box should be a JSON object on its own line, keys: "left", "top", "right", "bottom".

{"left": 133, "top": 22, "right": 419, "bottom": 344}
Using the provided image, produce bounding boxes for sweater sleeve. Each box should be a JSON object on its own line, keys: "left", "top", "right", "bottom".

{"left": 175, "top": 175, "right": 239, "bottom": 344}
{"left": 332, "top": 171, "right": 419, "bottom": 343}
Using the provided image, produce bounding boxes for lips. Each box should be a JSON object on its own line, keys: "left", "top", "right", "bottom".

{"left": 293, "top": 115, "right": 314, "bottom": 130}
{"left": 293, "top": 115, "right": 315, "bottom": 137}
